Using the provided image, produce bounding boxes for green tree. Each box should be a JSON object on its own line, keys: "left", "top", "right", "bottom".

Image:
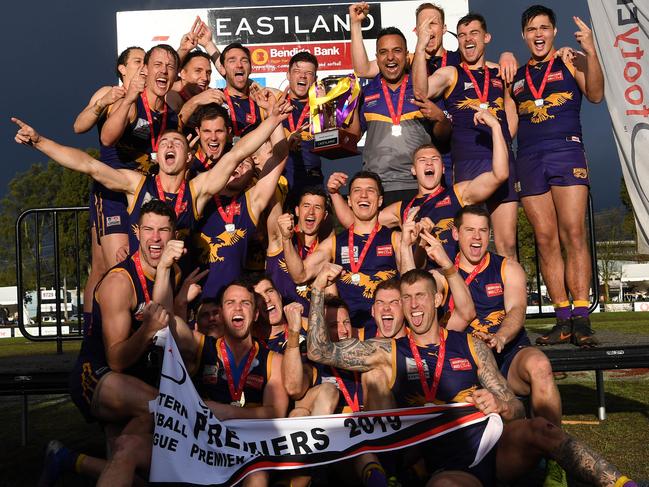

{"left": 517, "top": 207, "right": 537, "bottom": 293}
{"left": 0, "top": 152, "right": 93, "bottom": 292}
{"left": 620, "top": 177, "right": 636, "bottom": 239}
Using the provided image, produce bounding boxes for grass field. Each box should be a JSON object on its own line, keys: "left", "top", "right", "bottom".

{"left": 1, "top": 313, "right": 648, "bottom": 485}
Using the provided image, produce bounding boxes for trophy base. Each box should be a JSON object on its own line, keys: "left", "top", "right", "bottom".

{"left": 311, "top": 129, "right": 359, "bottom": 159}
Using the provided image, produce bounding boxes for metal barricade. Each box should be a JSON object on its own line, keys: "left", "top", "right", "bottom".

{"left": 15, "top": 207, "right": 89, "bottom": 352}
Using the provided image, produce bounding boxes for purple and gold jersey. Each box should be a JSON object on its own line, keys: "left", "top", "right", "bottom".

{"left": 194, "top": 191, "right": 258, "bottom": 298}
{"left": 512, "top": 57, "right": 583, "bottom": 152}
{"left": 225, "top": 91, "right": 263, "bottom": 137}
{"left": 391, "top": 330, "right": 479, "bottom": 407}
{"left": 100, "top": 95, "right": 178, "bottom": 173}
{"left": 265, "top": 237, "right": 314, "bottom": 316}
{"left": 127, "top": 175, "right": 199, "bottom": 253}
{"left": 264, "top": 324, "right": 308, "bottom": 355}
{"left": 312, "top": 364, "right": 363, "bottom": 413}
{"left": 282, "top": 98, "right": 322, "bottom": 189}
{"left": 196, "top": 337, "right": 273, "bottom": 407}
{"left": 444, "top": 66, "right": 512, "bottom": 161}
{"left": 397, "top": 185, "right": 464, "bottom": 261}
{"left": 332, "top": 226, "right": 398, "bottom": 328}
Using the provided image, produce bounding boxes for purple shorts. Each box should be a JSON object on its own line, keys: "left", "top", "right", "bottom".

{"left": 90, "top": 182, "right": 129, "bottom": 241}
{"left": 453, "top": 152, "right": 519, "bottom": 204}
{"left": 515, "top": 145, "right": 589, "bottom": 198}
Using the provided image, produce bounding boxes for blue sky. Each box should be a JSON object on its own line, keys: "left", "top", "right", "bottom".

{"left": 0, "top": 0, "right": 621, "bottom": 210}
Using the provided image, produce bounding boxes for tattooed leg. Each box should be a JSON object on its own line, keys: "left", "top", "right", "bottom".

{"left": 554, "top": 434, "right": 623, "bottom": 487}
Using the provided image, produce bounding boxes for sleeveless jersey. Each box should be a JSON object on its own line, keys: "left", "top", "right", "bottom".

{"left": 512, "top": 57, "right": 583, "bottom": 152}
{"left": 427, "top": 49, "right": 462, "bottom": 74}
{"left": 333, "top": 226, "right": 398, "bottom": 327}
{"left": 391, "top": 330, "right": 479, "bottom": 407}
{"left": 444, "top": 66, "right": 512, "bottom": 161}
{"left": 312, "top": 363, "right": 363, "bottom": 413}
{"left": 265, "top": 237, "right": 314, "bottom": 315}
{"left": 397, "top": 185, "right": 464, "bottom": 261}
{"left": 224, "top": 90, "right": 262, "bottom": 137}
{"left": 282, "top": 97, "right": 322, "bottom": 188}
{"left": 186, "top": 145, "right": 232, "bottom": 181}
{"left": 127, "top": 175, "right": 199, "bottom": 253}
{"left": 79, "top": 255, "right": 177, "bottom": 386}
{"left": 193, "top": 191, "right": 258, "bottom": 298}
{"left": 196, "top": 336, "right": 273, "bottom": 407}
{"left": 264, "top": 325, "right": 308, "bottom": 355}
{"left": 100, "top": 95, "right": 178, "bottom": 173}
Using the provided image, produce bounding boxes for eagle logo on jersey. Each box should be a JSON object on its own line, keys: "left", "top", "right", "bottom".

{"left": 341, "top": 270, "right": 397, "bottom": 298}
{"left": 518, "top": 92, "right": 573, "bottom": 123}
{"left": 134, "top": 152, "right": 155, "bottom": 174}
{"left": 432, "top": 218, "right": 455, "bottom": 244}
{"left": 196, "top": 229, "right": 247, "bottom": 263}
{"left": 278, "top": 259, "right": 311, "bottom": 298}
{"left": 455, "top": 97, "right": 504, "bottom": 117}
{"left": 469, "top": 310, "right": 505, "bottom": 334}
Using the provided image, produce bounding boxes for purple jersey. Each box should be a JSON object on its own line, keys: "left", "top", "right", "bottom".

{"left": 444, "top": 66, "right": 512, "bottom": 161}
{"left": 265, "top": 238, "right": 314, "bottom": 316}
{"left": 512, "top": 57, "right": 583, "bottom": 153}
{"left": 224, "top": 90, "right": 262, "bottom": 137}
{"left": 332, "top": 226, "right": 398, "bottom": 327}
{"left": 193, "top": 191, "right": 258, "bottom": 298}
{"left": 282, "top": 97, "right": 322, "bottom": 188}
{"left": 312, "top": 364, "right": 363, "bottom": 413}
{"left": 100, "top": 95, "right": 178, "bottom": 173}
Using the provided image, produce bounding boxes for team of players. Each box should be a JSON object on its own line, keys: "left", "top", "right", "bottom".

{"left": 11, "top": 2, "right": 632, "bottom": 486}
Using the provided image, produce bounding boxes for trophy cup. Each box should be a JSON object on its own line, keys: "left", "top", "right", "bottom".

{"left": 309, "top": 74, "right": 361, "bottom": 159}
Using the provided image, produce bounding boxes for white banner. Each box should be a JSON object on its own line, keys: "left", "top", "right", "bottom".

{"left": 587, "top": 1, "right": 649, "bottom": 252}
{"left": 116, "top": 1, "right": 468, "bottom": 90}
{"left": 149, "top": 330, "right": 502, "bottom": 486}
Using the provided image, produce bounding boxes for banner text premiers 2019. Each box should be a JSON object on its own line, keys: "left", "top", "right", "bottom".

{"left": 207, "top": 4, "right": 382, "bottom": 44}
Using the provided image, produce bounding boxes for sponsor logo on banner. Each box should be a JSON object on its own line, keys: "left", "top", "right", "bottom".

{"left": 449, "top": 358, "right": 473, "bottom": 371}
{"left": 547, "top": 71, "right": 564, "bottom": 83}
{"left": 247, "top": 41, "right": 353, "bottom": 72}
{"left": 376, "top": 245, "right": 393, "bottom": 257}
{"left": 485, "top": 283, "right": 503, "bottom": 297}
{"left": 207, "top": 4, "right": 382, "bottom": 45}
{"left": 435, "top": 196, "right": 451, "bottom": 208}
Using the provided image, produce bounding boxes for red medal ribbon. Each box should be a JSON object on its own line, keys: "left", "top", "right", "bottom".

{"left": 155, "top": 175, "right": 186, "bottom": 218}
{"left": 448, "top": 253, "right": 489, "bottom": 311}
{"left": 141, "top": 91, "right": 168, "bottom": 153}
{"left": 441, "top": 50, "right": 447, "bottom": 68}
{"left": 224, "top": 88, "right": 256, "bottom": 136}
{"left": 132, "top": 251, "right": 151, "bottom": 304}
{"left": 295, "top": 233, "right": 318, "bottom": 260}
{"left": 219, "top": 339, "right": 257, "bottom": 402}
{"left": 461, "top": 63, "right": 490, "bottom": 107}
{"left": 348, "top": 222, "right": 380, "bottom": 275}
{"left": 331, "top": 367, "right": 361, "bottom": 412}
{"left": 525, "top": 56, "right": 555, "bottom": 102}
{"left": 409, "top": 330, "right": 446, "bottom": 403}
{"left": 402, "top": 186, "right": 445, "bottom": 222}
{"left": 380, "top": 75, "right": 409, "bottom": 126}
{"left": 215, "top": 195, "right": 238, "bottom": 226}
{"left": 288, "top": 96, "right": 310, "bottom": 133}
{"left": 195, "top": 148, "right": 211, "bottom": 171}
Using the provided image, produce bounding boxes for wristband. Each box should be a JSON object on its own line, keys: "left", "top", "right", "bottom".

{"left": 286, "top": 330, "right": 301, "bottom": 348}
{"left": 441, "top": 265, "right": 457, "bottom": 277}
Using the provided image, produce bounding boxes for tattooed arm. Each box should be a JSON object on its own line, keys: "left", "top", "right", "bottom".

{"left": 469, "top": 335, "right": 525, "bottom": 422}
{"left": 307, "top": 263, "right": 392, "bottom": 372}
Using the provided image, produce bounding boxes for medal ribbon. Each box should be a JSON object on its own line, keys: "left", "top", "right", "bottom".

{"left": 141, "top": 91, "right": 168, "bottom": 153}
{"left": 402, "top": 185, "right": 445, "bottom": 221}
{"left": 195, "top": 148, "right": 211, "bottom": 171}
{"left": 155, "top": 175, "right": 186, "bottom": 218}
{"left": 331, "top": 367, "right": 361, "bottom": 412}
{"left": 525, "top": 57, "right": 555, "bottom": 103}
{"left": 288, "top": 96, "right": 310, "bottom": 133}
{"left": 380, "top": 75, "right": 409, "bottom": 126}
{"left": 132, "top": 251, "right": 151, "bottom": 304}
{"left": 461, "top": 63, "right": 490, "bottom": 107}
{"left": 441, "top": 50, "right": 447, "bottom": 68}
{"left": 215, "top": 195, "right": 237, "bottom": 226}
{"left": 448, "top": 253, "right": 489, "bottom": 311}
{"left": 409, "top": 330, "right": 446, "bottom": 403}
{"left": 348, "top": 222, "right": 380, "bottom": 275}
{"left": 220, "top": 339, "right": 257, "bottom": 402}
{"left": 295, "top": 232, "right": 318, "bottom": 260}
{"left": 224, "top": 88, "right": 256, "bottom": 136}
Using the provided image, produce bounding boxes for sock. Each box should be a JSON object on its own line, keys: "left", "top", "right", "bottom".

{"left": 362, "top": 462, "right": 388, "bottom": 487}
{"left": 553, "top": 301, "right": 571, "bottom": 321}
{"left": 571, "top": 301, "right": 589, "bottom": 319}
{"left": 614, "top": 476, "right": 638, "bottom": 487}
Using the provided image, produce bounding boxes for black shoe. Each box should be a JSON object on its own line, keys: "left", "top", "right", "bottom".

{"left": 535, "top": 319, "right": 572, "bottom": 345}
{"left": 571, "top": 316, "right": 599, "bottom": 347}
